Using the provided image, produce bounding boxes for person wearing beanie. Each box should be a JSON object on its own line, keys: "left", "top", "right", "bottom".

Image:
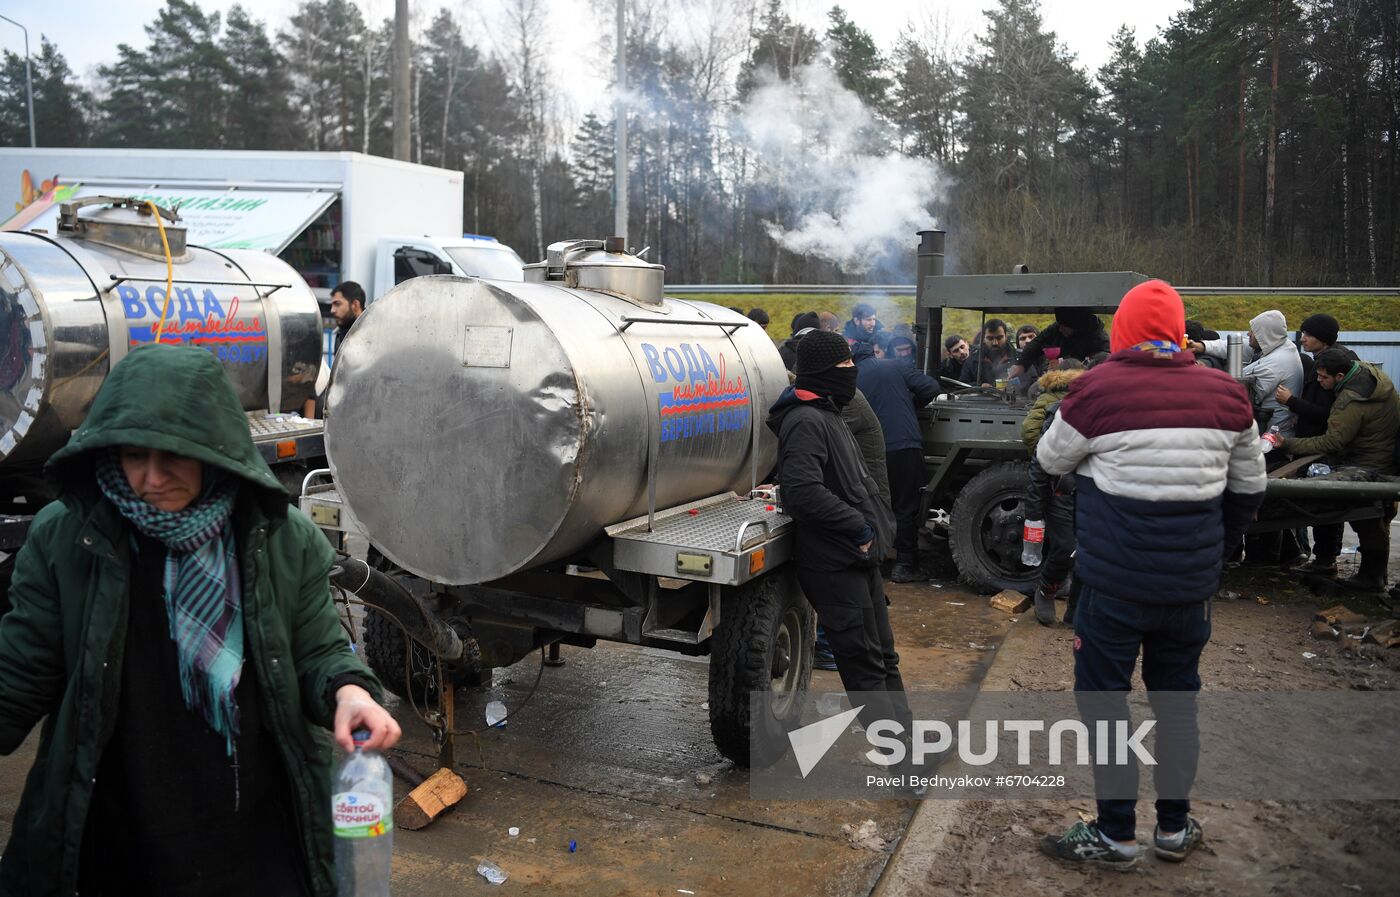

{"left": 767, "top": 330, "right": 911, "bottom": 738}
{"left": 852, "top": 334, "right": 941, "bottom": 582}
{"left": 1274, "top": 313, "right": 1356, "bottom": 575}
{"left": 1036, "top": 279, "right": 1266, "bottom": 869}
{"left": 1190, "top": 309, "right": 1304, "bottom": 436}
{"left": 1009, "top": 306, "right": 1110, "bottom": 386}
{"left": 778, "top": 311, "right": 822, "bottom": 371}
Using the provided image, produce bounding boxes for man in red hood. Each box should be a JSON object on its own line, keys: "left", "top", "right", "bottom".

{"left": 1034, "top": 280, "right": 1267, "bottom": 869}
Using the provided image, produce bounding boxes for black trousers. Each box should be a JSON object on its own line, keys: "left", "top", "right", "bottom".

{"left": 885, "top": 448, "right": 926, "bottom": 563}
{"left": 1311, "top": 523, "right": 1343, "bottom": 563}
{"left": 797, "top": 564, "right": 913, "bottom": 735}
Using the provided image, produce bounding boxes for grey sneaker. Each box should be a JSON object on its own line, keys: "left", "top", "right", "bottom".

{"left": 1153, "top": 816, "right": 1203, "bottom": 862}
{"left": 1039, "top": 820, "right": 1139, "bottom": 870}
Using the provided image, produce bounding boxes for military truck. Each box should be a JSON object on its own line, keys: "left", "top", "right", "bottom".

{"left": 909, "top": 229, "right": 1400, "bottom": 593}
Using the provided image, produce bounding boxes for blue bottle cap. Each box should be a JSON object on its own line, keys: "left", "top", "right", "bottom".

{"left": 352, "top": 729, "right": 371, "bottom": 745}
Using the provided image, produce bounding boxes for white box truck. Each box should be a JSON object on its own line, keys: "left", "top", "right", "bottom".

{"left": 0, "top": 148, "right": 523, "bottom": 305}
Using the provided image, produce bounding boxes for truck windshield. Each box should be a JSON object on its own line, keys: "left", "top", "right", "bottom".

{"left": 445, "top": 245, "right": 525, "bottom": 282}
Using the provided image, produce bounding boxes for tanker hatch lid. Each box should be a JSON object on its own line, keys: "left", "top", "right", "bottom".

{"left": 57, "top": 196, "right": 191, "bottom": 262}
{"left": 523, "top": 237, "right": 665, "bottom": 305}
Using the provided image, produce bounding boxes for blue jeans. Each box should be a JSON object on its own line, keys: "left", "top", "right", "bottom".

{"left": 1073, "top": 586, "right": 1211, "bottom": 842}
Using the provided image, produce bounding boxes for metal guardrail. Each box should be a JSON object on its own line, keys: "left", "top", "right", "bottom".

{"left": 666, "top": 284, "right": 1400, "bottom": 297}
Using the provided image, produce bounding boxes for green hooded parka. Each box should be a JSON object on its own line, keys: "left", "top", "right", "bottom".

{"left": 0, "top": 345, "right": 380, "bottom": 896}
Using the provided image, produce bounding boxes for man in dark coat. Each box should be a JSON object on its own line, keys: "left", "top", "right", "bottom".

{"left": 853, "top": 342, "right": 941, "bottom": 582}
{"left": 779, "top": 311, "right": 821, "bottom": 371}
{"left": 938, "top": 334, "right": 970, "bottom": 384}
{"left": 960, "top": 319, "right": 1014, "bottom": 386}
{"left": 1280, "top": 350, "right": 1400, "bottom": 591}
{"left": 1276, "top": 313, "right": 1356, "bottom": 575}
{"left": 768, "top": 331, "right": 912, "bottom": 738}
{"left": 1010, "top": 307, "right": 1111, "bottom": 387}
{"left": 842, "top": 302, "right": 884, "bottom": 346}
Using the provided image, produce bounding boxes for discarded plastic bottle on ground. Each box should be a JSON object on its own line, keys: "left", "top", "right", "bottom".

{"left": 485, "top": 700, "right": 508, "bottom": 728}
{"left": 334, "top": 730, "right": 393, "bottom": 897}
{"left": 1021, "top": 519, "right": 1045, "bottom": 566}
{"left": 1307, "top": 462, "right": 1333, "bottom": 477}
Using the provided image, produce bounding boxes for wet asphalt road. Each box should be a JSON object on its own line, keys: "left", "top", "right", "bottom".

{"left": 381, "top": 578, "right": 1012, "bottom": 896}
{"left": 0, "top": 577, "right": 1013, "bottom": 896}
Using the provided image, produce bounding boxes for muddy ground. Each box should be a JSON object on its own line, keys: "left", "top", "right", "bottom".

{"left": 880, "top": 555, "right": 1400, "bottom": 897}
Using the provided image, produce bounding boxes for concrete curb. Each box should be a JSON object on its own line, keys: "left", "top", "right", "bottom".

{"left": 872, "top": 613, "right": 1046, "bottom": 897}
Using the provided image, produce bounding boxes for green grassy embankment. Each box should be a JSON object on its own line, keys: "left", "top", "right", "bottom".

{"left": 693, "top": 293, "right": 1400, "bottom": 343}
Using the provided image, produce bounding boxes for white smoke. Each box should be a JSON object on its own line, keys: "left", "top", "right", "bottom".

{"left": 736, "top": 62, "right": 946, "bottom": 275}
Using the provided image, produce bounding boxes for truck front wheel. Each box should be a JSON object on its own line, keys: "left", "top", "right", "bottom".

{"left": 948, "top": 461, "right": 1040, "bottom": 593}
{"left": 708, "top": 571, "right": 815, "bottom": 768}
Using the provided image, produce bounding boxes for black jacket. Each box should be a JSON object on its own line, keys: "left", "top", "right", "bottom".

{"left": 768, "top": 387, "right": 883, "bottom": 571}
{"left": 960, "top": 345, "right": 1013, "bottom": 386}
{"left": 937, "top": 357, "right": 965, "bottom": 385}
{"left": 1015, "top": 316, "right": 1110, "bottom": 371}
{"left": 1287, "top": 343, "right": 1358, "bottom": 438}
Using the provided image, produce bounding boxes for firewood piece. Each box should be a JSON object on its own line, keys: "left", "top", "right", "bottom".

{"left": 394, "top": 768, "right": 468, "bottom": 831}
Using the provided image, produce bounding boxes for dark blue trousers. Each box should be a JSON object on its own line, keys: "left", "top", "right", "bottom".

{"left": 1072, "top": 586, "right": 1211, "bottom": 841}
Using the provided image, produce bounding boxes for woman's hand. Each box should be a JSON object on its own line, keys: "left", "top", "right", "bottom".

{"left": 333, "top": 684, "right": 402, "bottom": 753}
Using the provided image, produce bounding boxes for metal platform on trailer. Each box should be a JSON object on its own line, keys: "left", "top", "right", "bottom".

{"left": 607, "top": 492, "right": 794, "bottom": 587}
{"left": 248, "top": 411, "right": 324, "bottom": 464}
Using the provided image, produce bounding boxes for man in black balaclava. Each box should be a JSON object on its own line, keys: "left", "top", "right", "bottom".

{"left": 767, "top": 330, "right": 913, "bottom": 743}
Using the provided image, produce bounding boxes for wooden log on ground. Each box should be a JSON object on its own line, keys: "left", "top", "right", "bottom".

{"left": 395, "top": 767, "right": 468, "bottom": 831}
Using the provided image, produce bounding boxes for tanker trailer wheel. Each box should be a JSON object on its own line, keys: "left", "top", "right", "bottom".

{"left": 948, "top": 461, "right": 1040, "bottom": 594}
{"left": 708, "top": 572, "right": 815, "bottom": 768}
{"left": 361, "top": 608, "right": 486, "bottom": 704}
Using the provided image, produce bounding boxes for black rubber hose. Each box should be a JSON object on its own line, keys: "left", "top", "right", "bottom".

{"left": 330, "top": 556, "right": 465, "bottom": 663}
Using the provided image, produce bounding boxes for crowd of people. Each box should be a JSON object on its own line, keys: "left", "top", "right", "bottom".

{"left": 771, "top": 288, "right": 1399, "bottom": 869}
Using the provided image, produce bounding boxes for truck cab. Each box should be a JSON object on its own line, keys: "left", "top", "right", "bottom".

{"left": 370, "top": 234, "right": 524, "bottom": 302}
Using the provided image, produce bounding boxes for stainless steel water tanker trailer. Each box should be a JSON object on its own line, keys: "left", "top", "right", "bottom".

{"left": 324, "top": 238, "right": 789, "bottom": 585}
{"left": 0, "top": 196, "right": 323, "bottom": 472}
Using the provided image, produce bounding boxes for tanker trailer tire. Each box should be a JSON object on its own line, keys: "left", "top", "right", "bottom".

{"left": 361, "top": 607, "right": 486, "bottom": 704}
{"left": 708, "top": 572, "right": 815, "bottom": 768}
{"left": 948, "top": 461, "right": 1040, "bottom": 594}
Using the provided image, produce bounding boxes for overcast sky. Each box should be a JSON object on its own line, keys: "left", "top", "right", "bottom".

{"left": 2, "top": 0, "right": 1191, "bottom": 115}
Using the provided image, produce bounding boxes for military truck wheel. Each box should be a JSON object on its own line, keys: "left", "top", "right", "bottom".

{"left": 361, "top": 607, "right": 486, "bottom": 704}
{"left": 708, "top": 572, "right": 815, "bottom": 768}
{"left": 949, "top": 461, "right": 1040, "bottom": 593}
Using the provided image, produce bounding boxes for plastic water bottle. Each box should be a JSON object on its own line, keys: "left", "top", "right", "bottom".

{"left": 333, "top": 730, "right": 393, "bottom": 896}
{"left": 1260, "top": 424, "right": 1283, "bottom": 454}
{"left": 1021, "top": 519, "right": 1045, "bottom": 566}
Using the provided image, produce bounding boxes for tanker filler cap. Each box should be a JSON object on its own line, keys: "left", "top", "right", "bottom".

{"left": 56, "top": 196, "right": 191, "bottom": 262}
{"left": 524, "top": 237, "right": 665, "bottom": 305}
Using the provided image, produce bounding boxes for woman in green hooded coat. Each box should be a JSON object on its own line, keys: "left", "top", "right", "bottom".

{"left": 0, "top": 345, "right": 398, "bottom": 896}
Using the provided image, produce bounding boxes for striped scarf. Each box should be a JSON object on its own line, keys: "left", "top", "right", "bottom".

{"left": 96, "top": 450, "right": 244, "bottom": 754}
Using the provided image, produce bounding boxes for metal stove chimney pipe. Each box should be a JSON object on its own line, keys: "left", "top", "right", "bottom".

{"left": 916, "top": 229, "right": 946, "bottom": 375}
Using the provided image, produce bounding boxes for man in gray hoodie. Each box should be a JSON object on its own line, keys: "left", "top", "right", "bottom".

{"left": 1191, "top": 310, "right": 1304, "bottom": 436}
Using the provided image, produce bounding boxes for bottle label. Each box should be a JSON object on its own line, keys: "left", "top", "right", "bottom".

{"left": 1023, "top": 523, "right": 1045, "bottom": 543}
{"left": 332, "top": 791, "right": 391, "bottom": 838}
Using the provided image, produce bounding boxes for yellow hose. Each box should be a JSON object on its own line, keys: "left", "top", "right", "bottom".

{"left": 145, "top": 200, "right": 175, "bottom": 344}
